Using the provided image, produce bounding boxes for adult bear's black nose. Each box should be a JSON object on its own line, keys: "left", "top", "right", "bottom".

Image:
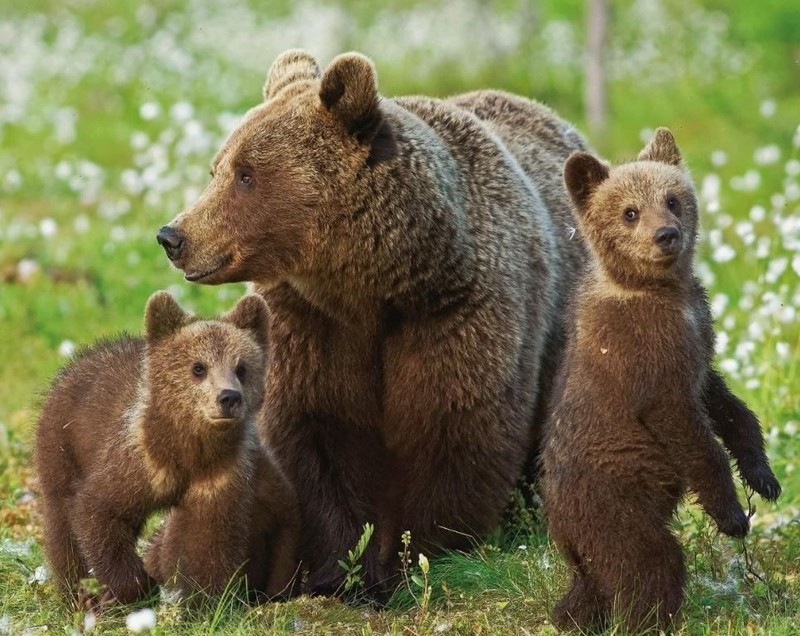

{"left": 654, "top": 226, "right": 680, "bottom": 255}
{"left": 156, "top": 226, "right": 185, "bottom": 261}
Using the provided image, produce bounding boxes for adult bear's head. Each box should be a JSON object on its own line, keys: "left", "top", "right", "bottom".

{"left": 157, "top": 49, "right": 397, "bottom": 287}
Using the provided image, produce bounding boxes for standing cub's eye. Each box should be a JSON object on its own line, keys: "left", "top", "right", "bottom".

{"left": 235, "top": 362, "right": 247, "bottom": 382}
{"left": 192, "top": 362, "right": 206, "bottom": 378}
{"left": 235, "top": 170, "right": 253, "bottom": 188}
{"left": 623, "top": 207, "right": 638, "bottom": 222}
{"left": 666, "top": 194, "right": 681, "bottom": 215}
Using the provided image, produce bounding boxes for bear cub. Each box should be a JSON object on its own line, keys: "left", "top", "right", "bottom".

{"left": 541, "top": 129, "right": 779, "bottom": 632}
{"left": 35, "top": 291, "right": 299, "bottom": 604}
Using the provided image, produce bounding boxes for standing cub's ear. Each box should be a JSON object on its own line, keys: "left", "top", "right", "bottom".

{"left": 637, "top": 127, "right": 683, "bottom": 166}
{"left": 320, "top": 52, "right": 380, "bottom": 139}
{"left": 264, "top": 49, "right": 321, "bottom": 101}
{"left": 145, "top": 291, "right": 189, "bottom": 342}
{"left": 564, "top": 151, "right": 610, "bottom": 214}
{"left": 223, "top": 294, "right": 270, "bottom": 351}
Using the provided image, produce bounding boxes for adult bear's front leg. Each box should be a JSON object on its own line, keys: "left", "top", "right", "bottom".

{"left": 391, "top": 402, "right": 528, "bottom": 558}
{"left": 267, "top": 411, "right": 388, "bottom": 596}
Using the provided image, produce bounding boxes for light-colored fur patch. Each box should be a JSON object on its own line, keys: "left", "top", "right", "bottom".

{"left": 184, "top": 427, "right": 259, "bottom": 503}
{"left": 123, "top": 385, "right": 180, "bottom": 498}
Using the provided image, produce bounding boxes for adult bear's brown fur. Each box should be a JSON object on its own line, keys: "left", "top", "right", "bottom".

{"left": 157, "top": 49, "right": 590, "bottom": 593}
{"left": 541, "top": 129, "right": 779, "bottom": 632}
{"left": 35, "top": 292, "right": 299, "bottom": 604}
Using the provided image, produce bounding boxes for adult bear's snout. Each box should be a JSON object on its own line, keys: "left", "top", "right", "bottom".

{"left": 156, "top": 226, "right": 185, "bottom": 262}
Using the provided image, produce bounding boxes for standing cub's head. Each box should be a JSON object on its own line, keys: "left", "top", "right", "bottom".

{"left": 564, "top": 128, "right": 698, "bottom": 288}
{"left": 143, "top": 292, "right": 270, "bottom": 433}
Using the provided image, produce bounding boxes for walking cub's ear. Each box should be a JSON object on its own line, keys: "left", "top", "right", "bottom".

{"left": 637, "top": 127, "right": 683, "bottom": 166}
{"left": 223, "top": 294, "right": 270, "bottom": 351}
{"left": 145, "top": 291, "right": 189, "bottom": 342}
{"left": 264, "top": 49, "right": 321, "bottom": 101}
{"left": 564, "top": 151, "right": 610, "bottom": 215}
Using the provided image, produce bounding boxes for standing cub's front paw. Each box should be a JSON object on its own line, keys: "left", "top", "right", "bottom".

{"left": 741, "top": 463, "right": 782, "bottom": 502}
{"left": 715, "top": 506, "right": 750, "bottom": 538}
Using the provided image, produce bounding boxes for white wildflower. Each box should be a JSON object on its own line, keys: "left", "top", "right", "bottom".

{"left": 139, "top": 102, "right": 161, "bottom": 121}
{"left": 745, "top": 378, "right": 760, "bottom": 390}
{"left": 776, "top": 342, "right": 790, "bottom": 359}
{"left": 749, "top": 205, "right": 766, "bottom": 222}
{"left": 759, "top": 99, "right": 776, "bottom": 118}
{"left": 719, "top": 358, "right": 739, "bottom": 375}
{"left": 16, "top": 259, "right": 40, "bottom": 283}
{"left": 130, "top": 131, "right": 149, "bottom": 150}
{"left": 753, "top": 144, "right": 780, "bottom": 165}
{"left": 715, "top": 331, "right": 729, "bottom": 355}
{"left": 39, "top": 218, "right": 57, "bottom": 238}
{"left": 4, "top": 169, "right": 22, "bottom": 191}
{"left": 712, "top": 244, "right": 736, "bottom": 263}
{"left": 710, "top": 293, "right": 728, "bottom": 319}
{"left": 125, "top": 608, "right": 156, "bottom": 633}
{"left": 785, "top": 421, "right": 798, "bottom": 436}
{"left": 55, "top": 161, "right": 72, "bottom": 180}
{"left": 58, "top": 340, "right": 76, "bottom": 358}
{"left": 764, "top": 257, "right": 788, "bottom": 284}
{"left": 83, "top": 612, "right": 97, "bottom": 633}
{"left": 710, "top": 150, "right": 727, "bottom": 167}
{"left": 786, "top": 159, "right": 800, "bottom": 176}
{"left": 170, "top": 101, "right": 194, "bottom": 122}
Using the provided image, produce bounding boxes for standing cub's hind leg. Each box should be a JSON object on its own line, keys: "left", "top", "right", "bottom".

{"left": 552, "top": 574, "right": 604, "bottom": 631}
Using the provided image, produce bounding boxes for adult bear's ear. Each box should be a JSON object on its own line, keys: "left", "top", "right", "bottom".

{"left": 564, "top": 151, "right": 610, "bottom": 214}
{"left": 223, "top": 294, "right": 270, "bottom": 351}
{"left": 264, "top": 49, "right": 321, "bottom": 101}
{"left": 145, "top": 291, "right": 189, "bottom": 342}
{"left": 637, "top": 127, "right": 682, "bottom": 166}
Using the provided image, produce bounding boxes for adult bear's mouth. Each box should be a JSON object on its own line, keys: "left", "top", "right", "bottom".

{"left": 184, "top": 253, "right": 233, "bottom": 283}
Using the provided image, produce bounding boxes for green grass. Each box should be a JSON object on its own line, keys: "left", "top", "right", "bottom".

{"left": 1, "top": 0, "right": 799, "bottom": 633}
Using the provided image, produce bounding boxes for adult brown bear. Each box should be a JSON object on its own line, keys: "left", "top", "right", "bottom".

{"left": 157, "top": 49, "right": 587, "bottom": 593}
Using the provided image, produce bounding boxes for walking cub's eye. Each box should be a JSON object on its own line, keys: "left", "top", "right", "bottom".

{"left": 235, "top": 362, "right": 247, "bottom": 382}
{"left": 623, "top": 207, "right": 638, "bottom": 223}
{"left": 191, "top": 362, "right": 206, "bottom": 378}
{"left": 666, "top": 194, "right": 681, "bottom": 216}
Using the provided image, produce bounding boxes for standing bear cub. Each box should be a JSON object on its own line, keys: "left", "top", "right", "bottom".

{"left": 541, "top": 129, "right": 780, "bottom": 632}
{"left": 35, "top": 292, "right": 299, "bottom": 604}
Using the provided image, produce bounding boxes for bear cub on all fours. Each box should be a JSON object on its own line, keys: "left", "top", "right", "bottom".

{"left": 35, "top": 292, "right": 300, "bottom": 605}
{"left": 541, "top": 129, "right": 780, "bottom": 632}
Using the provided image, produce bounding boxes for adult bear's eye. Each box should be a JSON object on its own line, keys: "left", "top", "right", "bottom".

{"left": 236, "top": 169, "right": 254, "bottom": 188}
{"left": 192, "top": 362, "right": 206, "bottom": 378}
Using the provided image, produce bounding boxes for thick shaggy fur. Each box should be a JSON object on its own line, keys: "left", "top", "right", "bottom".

{"left": 541, "top": 129, "right": 780, "bottom": 632}
{"left": 35, "top": 293, "right": 299, "bottom": 603}
{"left": 158, "top": 49, "right": 589, "bottom": 593}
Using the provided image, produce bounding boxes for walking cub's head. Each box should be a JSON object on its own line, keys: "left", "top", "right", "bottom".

{"left": 564, "top": 128, "right": 698, "bottom": 288}
{"left": 143, "top": 292, "right": 269, "bottom": 433}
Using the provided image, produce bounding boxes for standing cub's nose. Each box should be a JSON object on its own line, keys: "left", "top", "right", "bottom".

{"left": 217, "top": 389, "right": 242, "bottom": 417}
{"left": 156, "top": 226, "right": 185, "bottom": 261}
{"left": 654, "top": 226, "right": 680, "bottom": 255}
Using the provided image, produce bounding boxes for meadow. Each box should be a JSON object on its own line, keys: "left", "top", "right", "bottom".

{"left": 0, "top": 0, "right": 798, "bottom": 633}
